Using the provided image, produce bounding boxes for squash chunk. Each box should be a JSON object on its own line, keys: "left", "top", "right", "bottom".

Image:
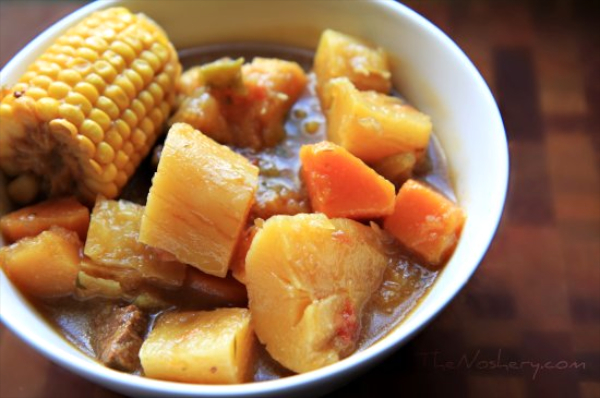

{"left": 383, "top": 179, "right": 466, "bottom": 267}
{"left": 0, "top": 227, "right": 81, "bottom": 297}
{"left": 314, "top": 29, "right": 391, "bottom": 107}
{"left": 1, "top": 196, "right": 89, "bottom": 243}
{"left": 300, "top": 141, "right": 395, "bottom": 219}
{"left": 326, "top": 78, "right": 432, "bottom": 164}
{"left": 140, "top": 308, "right": 254, "bottom": 384}
{"left": 84, "top": 198, "right": 187, "bottom": 287}
{"left": 245, "top": 214, "right": 387, "bottom": 373}
{"left": 140, "top": 123, "right": 259, "bottom": 277}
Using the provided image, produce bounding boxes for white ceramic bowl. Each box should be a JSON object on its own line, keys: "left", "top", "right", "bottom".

{"left": 0, "top": 0, "right": 508, "bottom": 397}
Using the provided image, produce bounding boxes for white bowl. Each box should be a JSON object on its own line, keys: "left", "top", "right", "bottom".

{"left": 0, "top": 0, "right": 508, "bottom": 397}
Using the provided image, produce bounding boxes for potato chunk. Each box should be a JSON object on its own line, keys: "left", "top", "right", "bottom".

{"left": 140, "top": 123, "right": 259, "bottom": 277}
{"left": 245, "top": 214, "right": 387, "bottom": 373}
{"left": 384, "top": 179, "right": 466, "bottom": 267}
{"left": 84, "top": 198, "right": 187, "bottom": 287}
{"left": 326, "top": 78, "right": 432, "bottom": 164}
{"left": 140, "top": 308, "right": 254, "bottom": 384}
{"left": 314, "top": 29, "right": 391, "bottom": 107}
{"left": 300, "top": 141, "right": 395, "bottom": 219}
{"left": 0, "top": 196, "right": 89, "bottom": 243}
{"left": 0, "top": 227, "right": 81, "bottom": 297}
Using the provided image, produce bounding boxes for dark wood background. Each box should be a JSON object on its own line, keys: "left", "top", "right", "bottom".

{"left": 1, "top": 1, "right": 598, "bottom": 397}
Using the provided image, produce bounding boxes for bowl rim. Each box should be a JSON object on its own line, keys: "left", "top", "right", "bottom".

{"left": 0, "top": 0, "right": 509, "bottom": 396}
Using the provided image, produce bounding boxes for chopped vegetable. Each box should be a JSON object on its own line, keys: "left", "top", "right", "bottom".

{"left": 0, "top": 196, "right": 89, "bottom": 243}
{"left": 139, "top": 123, "right": 259, "bottom": 278}
{"left": 184, "top": 268, "right": 247, "bottom": 307}
{"left": 229, "top": 225, "right": 258, "bottom": 284}
{"left": 75, "top": 271, "right": 125, "bottom": 300}
{"left": 0, "top": 227, "right": 81, "bottom": 297}
{"left": 383, "top": 179, "right": 466, "bottom": 267}
{"left": 0, "top": 7, "right": 181, "bottom": 203}
{"left": 372, "top": 152, "right": 417, "bottom": 187}
{"left": 325, "top": 77, "right": 432, "bottom": 164}
{"left": 171, "top": 57, "right": 307, "bottom": 148}
{"left": 245, "top": 213, "right": 387, "bottom": 373}
{"left": 85, "top": 198, "right": 187, "bottom": 287}
{"left": 300, "top": 141, "right": 395, "bottom": 219}
{"left": 140, "top": 308, "right": 255, "bottom": 384}
{"left": 314, "top": 29, "right": 391, "bottom": 108}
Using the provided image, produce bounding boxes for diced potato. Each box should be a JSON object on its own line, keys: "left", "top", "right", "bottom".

{"left": 139, "top": 123, "right": 259, "bottom": 278}
{"left": 245, "top": 214, "right": 387, "bottom": 373}
{"left": 300, "top": 141, "right": 395, "bottom": 219}
{"left": 75, "top": 271, "right": 125, "bottom": 300}
{"left": 140, "top": 308, "right": 255, "bottom": 384}
{"left": 314, "top": 29, "right": 391, "bottom": 107}
{"left": 84, "top": 198, "right": 187, "bottom": 287}
{"left": 0, "top": 227, "right": 81, "bottom": 297}
{"left": 0, "top": 196, "right": 89, "bottom": 243}
{"left": 171, "top": 58, "right": 307, "bottom": 149}
{"left": 383, "top": 179, "right": 466, "bottom": 267}
{"left": 325, "top": 78, "right": 432, "bottom": 164}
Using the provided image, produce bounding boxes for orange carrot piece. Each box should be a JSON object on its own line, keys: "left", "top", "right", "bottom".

{"left": 383, "top": 179, "right": 466, "bottom": 267}
{"left": 0, "top": 197, "right": 90, "bottom": 243}
{"left": 300, "top": 141, "right": 395, "bottom": 219}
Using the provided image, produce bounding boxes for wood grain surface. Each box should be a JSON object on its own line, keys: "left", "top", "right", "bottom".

{"left": 1, "top": 1, "right": 599, "bottom": 397}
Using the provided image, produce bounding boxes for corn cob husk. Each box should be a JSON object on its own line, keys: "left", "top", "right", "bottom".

{"left": 0, "top": 7, "right": 181, "bottom": 204}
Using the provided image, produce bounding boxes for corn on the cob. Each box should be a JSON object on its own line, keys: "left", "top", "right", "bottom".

{"left": 0, "top": 7, "right": 181, "bottom": 204}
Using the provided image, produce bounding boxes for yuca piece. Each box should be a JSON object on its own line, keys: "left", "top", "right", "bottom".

{"left": 0, "top": 7, "right": 181, "bottom": 204}
{"left": 140, "top": 308, "right": 255, "bottom": 384}
{"left": 140, "top": 123, "right": 259, "bottom": 278}
{"left": 245, "top": 213, "right": 387, "bottom": 373}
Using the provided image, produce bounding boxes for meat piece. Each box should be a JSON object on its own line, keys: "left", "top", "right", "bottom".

{"left": 92, "top": 304, "right": 148, "bottom": 372}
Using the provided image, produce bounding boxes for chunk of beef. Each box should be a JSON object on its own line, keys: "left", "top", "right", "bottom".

{"left": 92, "top": 304, "right": 148, "bottom": 372}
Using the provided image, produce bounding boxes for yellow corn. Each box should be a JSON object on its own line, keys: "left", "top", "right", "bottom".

{"left": 0, "top": 7, "right": 181, "bottom": 204}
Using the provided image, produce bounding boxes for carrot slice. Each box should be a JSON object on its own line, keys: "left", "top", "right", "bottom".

{"left": 383, "top": 179, "right": 466, "bottom": 267}
{"left": 300, "top": 141, "right": 395, "bottom": 219}
{"left": 0, "top": 196, "right": 90, "bottom": 243}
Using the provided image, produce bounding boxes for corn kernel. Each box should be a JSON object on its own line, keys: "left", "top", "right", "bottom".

{"left": 94, "top": 60, "right": 117, "bottom": 83}
{"left": 114, "top": 150, "right": 129, "bottom": 169}
{"left": 96, "top": 142, "right": 116, "bottom": 164}
{"left": 131, "top": 128, "right": 147, "bottom": 148}
{"left": 31, "top": 75, "right": 53, "bottom": 89}
{"left": 25, "top": 87, "right": 47, "bottom": 100}
{"left": 156, "top": 72, "right": 170, "bottom": 92}
{"left": 85, "top": 36, "right": 109, "bottom": 53}
{"left": 35, "top": 97, "right": 60, "bottom": 121}
{"left": 89, "top": 108, "right": 111, "bottom": 131}
{"left": 49, "top": 119, "right": 77, "bottom": 138}
{"left": 122, "top": 141, "right": 134, "bottom": 156}
{"left": 114, "top": 75, "right": 136, "bottom": 100}
{"left": 114, "top": 119, "right": 131, "bottom": 140}
{"left": 56, "top": 69, "right": 81, "bottom": 86}
{"left": 65, "top": 92, "right": 92, "bottom": 115}
{"left": 73, "top": 81, "right": 99, "bottom": 104}
{"left": 138, "top": 90, "right": 154, "bottom": 111}
{"left": 139, "top": 117, "right": 154, "bottom": 136}
{"left": 81, "top": 118, "right": 105, "bottom": 143}
{"left": 122, "top": 35, "right": 143, "bottom": 53}
{"left": 88, "top": 159, "right": 103, "bottom": 175}
{"left": 76, "top": 134, "right": 96, "bottom": 158}
{"left": 151, "top": 43, "right": 169, "bottom": 64}
{"left": 124, "top": 69, "right": 143, "bottom": 91}
{"left": 48, "top": 81, "right": 71, "bottom": 99}
{"left": 115, "top": 170, "right": 128, "bottom": 188}
{"left": 68, "top": 58, "right": 93, "bottom": 75}
{"left": 85, "top": 73, "right": 107, "bottom": 92}
{"left": 110, "top": 40, "right": 135, "bottom": 63}
{"left": 132, "top": 59, "right": 153, "bottom": 85}
{"left": 148, "top": 107, "right": 163, "bottom": 128}
{"left": 99, "top": 163, "right": 118, "bottom": 182}
{"left": 38, "top": 62, "right": 61, "bottom": 79}
{"left": 105, "top": 84, "right": 130, "bottom": 111}
{"left": 141, "top": 50, "right": 161, "bottom": 71}
{"left": 77, "top": 47, "right": 99, "bottom": 62}
{"left": 121, "top": 109, "right": 138, "bottom": 129}
{"left": 105, "top": 128, "right": 123, "bottom": 150}
{"left": 147, "top": 82, "right": 164, "bottom": 103}
{"left": 105, "top": 50, "right": 126, "bottom": 72}
{"left": 96, "top": 96, "right": 120, "bottom": 119}
{"left": 59, "top": 103, "right": 85, "bottom": 126}
{"left": 130, "top": 99, "right": 146, "bottom": 120}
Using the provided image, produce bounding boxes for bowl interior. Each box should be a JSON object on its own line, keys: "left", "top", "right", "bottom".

{"left": 0, "top": 0, "right": 508, "bottom": 397}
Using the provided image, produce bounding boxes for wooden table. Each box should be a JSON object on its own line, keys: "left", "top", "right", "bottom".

{"left": 1, "top": 1, "right": 598, "bottom": 397}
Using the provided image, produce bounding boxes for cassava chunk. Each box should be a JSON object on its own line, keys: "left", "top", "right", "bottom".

{"left": 171, "top": 58, "right": 307, "bottom": 149}
{"left": 314, "top": 29, "right": 391, "bottom": 107}
{"left": 229, "top": 225, "right": 258, "bottom": 284}
{"left": 140, "top": 308, "right": 255, "bottom": 384}
{"left": 84, "top": 198, "right": 187, "bottom": 287}
{"left": 383, "top": 179, "right": 466, "bottom": 267}
{"left": 300, "top": 141, "right": 395, "bottom": 219}
{"left": 245, "top": 214, "right": 387, "bottom": 373}
{"left": 0, "top": 227, "right": 81, "bottom": 297}
{"left": 0, "top": 196, "right": 89, "bottom": 243}
{"left": 326, "top": 78, "right": 432, "bottom": 164}
{"left": 139, "top": 123, "right": 259, "bottom": 278}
